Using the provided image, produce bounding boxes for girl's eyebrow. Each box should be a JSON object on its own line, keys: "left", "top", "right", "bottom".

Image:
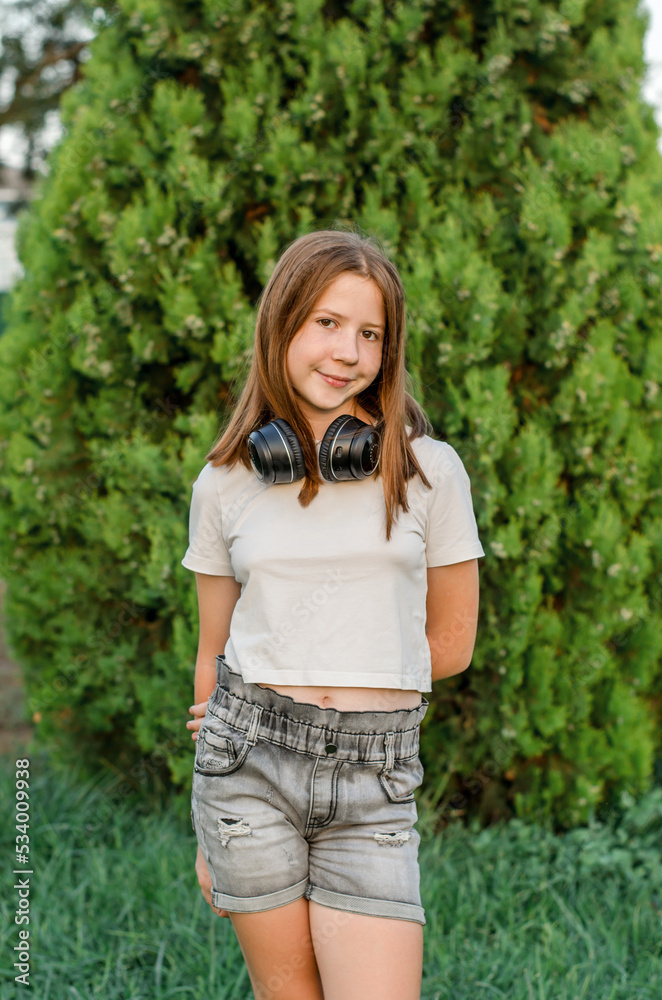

{"left": 312, "top": 307, "right": 385, "bottom": 330}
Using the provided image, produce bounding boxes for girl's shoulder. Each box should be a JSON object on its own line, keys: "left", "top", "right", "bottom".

{"left": 406, "top": 426, "right": 459, "bottom": 466}
{"left": 188, "top": 456, "right": 256, "bottom": 498}
{"left": 406, "top": 429, "right": 474, "bottom": 490}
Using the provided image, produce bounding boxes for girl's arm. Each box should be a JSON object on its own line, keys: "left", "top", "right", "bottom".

{"left": 189, "top": 572, "right": 241, "bottom": 920}
{"left": 426, "top": 559, "right": 480, "bottom": 682}
{"left": 187, "top": 572, "right": 241, "bottom": 740}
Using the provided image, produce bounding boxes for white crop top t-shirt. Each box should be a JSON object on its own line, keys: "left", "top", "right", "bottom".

{"left": 181, "top": 430, "right": 485, "bottom": 692}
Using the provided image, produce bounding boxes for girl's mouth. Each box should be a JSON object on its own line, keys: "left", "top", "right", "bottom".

{"left": 317, "top": 371, "right": 353, "bottom": 388}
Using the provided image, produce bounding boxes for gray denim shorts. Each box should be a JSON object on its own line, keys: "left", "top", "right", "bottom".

{"left": 191, "top": 654, "right": 430, "bottom": 925}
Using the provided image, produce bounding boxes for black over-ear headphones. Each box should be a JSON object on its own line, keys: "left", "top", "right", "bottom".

{"left": 247, "top": 414, "right": 381, "bottom": 484}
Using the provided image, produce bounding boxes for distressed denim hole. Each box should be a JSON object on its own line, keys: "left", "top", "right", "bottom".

{"left": 374, "top": 830, "right": 411, "bottom": 847}
{"left": 217, "top": 816, "right": 252, "bottom": 848}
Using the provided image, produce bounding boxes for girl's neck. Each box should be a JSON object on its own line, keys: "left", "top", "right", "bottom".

{"left": 310, "top": 404, "right": 376, "bottom": 443}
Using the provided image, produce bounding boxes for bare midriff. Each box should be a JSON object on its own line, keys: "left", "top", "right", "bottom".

{"left": 254, "top": 682, "right": 423, "bottom": 712}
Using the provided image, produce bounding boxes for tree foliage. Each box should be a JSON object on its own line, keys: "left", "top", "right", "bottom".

{"left": 1, "top": 0, "right": 661, "bottom": 828}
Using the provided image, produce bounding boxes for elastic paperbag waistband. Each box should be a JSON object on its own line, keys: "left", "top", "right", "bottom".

{"left": 210, "top": 654, "right": 429, "bottom": 765}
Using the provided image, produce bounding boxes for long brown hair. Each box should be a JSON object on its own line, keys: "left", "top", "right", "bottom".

{"left": 206, "top": 227, "right": 434, "bottom": 541}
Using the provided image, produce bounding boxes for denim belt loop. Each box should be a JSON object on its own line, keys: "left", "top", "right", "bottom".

{"left": 384, "top": 731, "right": 396, "bottom": 769}
{"left": 247, "top": 703, "right": 263, "bottom": 745}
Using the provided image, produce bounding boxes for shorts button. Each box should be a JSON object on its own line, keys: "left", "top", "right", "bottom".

{"left": 324, "top": 743, "right": 337, "bottom": 755}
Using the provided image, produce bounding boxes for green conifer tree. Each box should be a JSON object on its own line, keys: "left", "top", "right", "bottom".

{"left": 0, "top": 0, "right": 660, "bottom": 828}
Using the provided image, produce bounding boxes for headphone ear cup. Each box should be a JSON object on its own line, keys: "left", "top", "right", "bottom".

{"left": 272, "top": 418, "right": 306, "bottom": 482}
{"left": 318, "top": 414, "right": 350, "bottom": 482}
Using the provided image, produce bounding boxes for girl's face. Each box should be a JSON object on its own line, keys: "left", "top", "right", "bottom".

{"left": 286, "top": 272, "right": 385, "bottom": 436}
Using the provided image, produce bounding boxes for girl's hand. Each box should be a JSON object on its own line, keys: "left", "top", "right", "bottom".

{"left": 196, "top": 844, "right": 230, "bottom": 919}
{"left": 187, "top": 700, "right": 209, "bottom": 742}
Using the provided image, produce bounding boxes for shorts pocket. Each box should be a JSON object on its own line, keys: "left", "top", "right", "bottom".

{"left": 378, "top": 754, "right": 424, "bottom": 804}
{"left": 194, "top": 717, "right": 254, "bottom": 776}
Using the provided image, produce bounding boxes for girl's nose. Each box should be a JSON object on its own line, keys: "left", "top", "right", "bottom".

{"left": 331, "top": 332, "right": 360, "bottom": 365}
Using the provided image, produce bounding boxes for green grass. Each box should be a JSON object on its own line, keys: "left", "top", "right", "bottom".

{"left": 1, "top": 749, "right": 661, "bottom": 999}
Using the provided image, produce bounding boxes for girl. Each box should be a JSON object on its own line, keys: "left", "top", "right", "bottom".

{"left": 182, "top": 228, "right": 485, "bottom": 1000}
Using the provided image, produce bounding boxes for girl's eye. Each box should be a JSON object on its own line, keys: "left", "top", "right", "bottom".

{"left": 317, "top": 318, "right": 379, "bottom": 341}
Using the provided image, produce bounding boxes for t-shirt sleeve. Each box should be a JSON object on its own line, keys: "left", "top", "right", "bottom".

{"left": 181, "top": 463, "right": 235, "bottom": 576}
{"left": 425, "top": 443, "right": 486, "bottom": 567}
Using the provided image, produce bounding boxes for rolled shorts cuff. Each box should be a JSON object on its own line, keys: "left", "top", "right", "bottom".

{"left": 211, "top": 876, "right": 308, "bottom": 913}
{"left": 305, "top": 883, "right": 426, "bottom": 925}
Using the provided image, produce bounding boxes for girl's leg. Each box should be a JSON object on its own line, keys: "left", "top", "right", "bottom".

{"left": 308, "top": 901, "right": 423, "bottom": 1000}
{"left": 229, "top": 897, "right": 324, "bottom": 1000}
